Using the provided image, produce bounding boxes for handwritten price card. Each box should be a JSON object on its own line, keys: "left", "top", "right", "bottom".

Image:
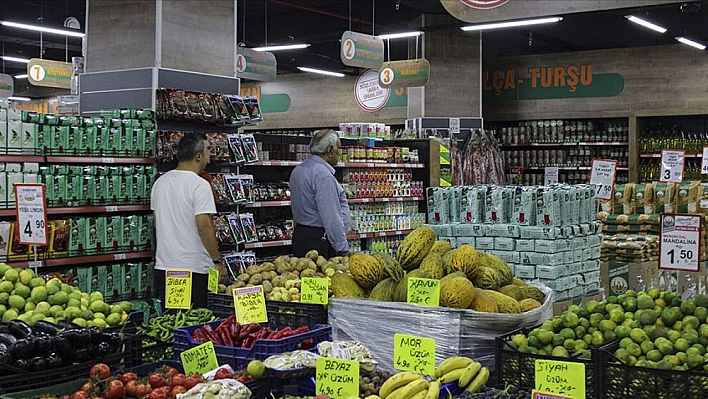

{"left": 180, "top": 341, "right": 218, "bottom": 376}
{"left": 165, "top": 270, "right": 192, "bottom": 309}
{"left": 589, "top": 159, "right": 617, "bottom": 201}
{"left": 531, "top": 391, "right": 575, "bottom": 399}
{"left": 208, "top": 267, "right": 219, "bottom": 294}
{"left": 302, "top": 277, "right": 329, "bottom": 305}
{"left": 233, "top": 285, "right": 268, "bottom": 324}
{"left": 316, "top": 357, "right": 359, "bottom": 399}
{"left": 393, "top": 333, "right": 436, "bottom": 375}
{"left": 407, "top": 277, "right": 440, "bottom": 307}
{"left": 535, "top": 359, "right": 585, "bottom": 399}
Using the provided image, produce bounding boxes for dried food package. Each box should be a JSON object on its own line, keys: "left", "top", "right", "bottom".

{"left": 207, "top": 133, "right": 231, "bottom": 163}
{"left": 238, "top": 175, "right": 254, "bottom": 203}
{"left": 224, "top": 174, "right": 246, "bottom": 204}
{"left": 244, "top": 96, "right": 263, "bottom": 124}
{"left": 223, "top": 251, "right": 245, "bottom": 278}
{"left": 155, "top": 89, "right": 171, "bottom": 120}
{"left": 213, "top": 94, "right": 235, "bottom": 125}
{"left": 51, "top": 219, "right": 71, "bottom": 254}
{"left": 240, "top": 213, "right": 258, "bottom": 242}
{"left": 211, "top": 174, "right": 232, "bottom": 205}
{"left": 226, "top": 96, "right": 250, "bottom": 122}
{"left": 240, "top": 134, "right": 259, "bottom": 163}
{"left": 283, "top": 220, "right": 294, "bottom": 239}
{"left": 213, "top": 214, "right": 235, "bottom": 245}
{"left": 226, "top": 213, "right": 246, "bottom": 244}
{"left": 167, "top": 89, "right": 189, "bottom": 119}
{"left": 242, "top": 251, "right": 257, "bottom": 269}
{"left": 256, "top": 223, "right": 270, "bottom": 242}
{"left": 197, "top": 93, "right": 216, "bottom": 124}
{"left": 227, "top": 133, "right": 246, "bottom": 163}
{"left": 184, "top": 91, "right": 203, "bottom": 121}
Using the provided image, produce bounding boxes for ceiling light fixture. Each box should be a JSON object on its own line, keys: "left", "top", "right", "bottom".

{"left": 8, "top": 96, "right": 31, "bottom": 102}
{"left": 461, "top": 16, "right": 563, "bottom": 31}
{"left": 377, "top": 31, "right": 422, "bottom": 40}
{"left": 252, "top": 43, "right": 310, "bottom": 52}
{"left": 297, "top": 67, "right": 345, "bottom": 78}
{"left": 13, "top": 74, "right": 28, "bottom": 79}
{"left": 676, "top": 36, "right": 706, "bottom": 50}
{"left": 625, "top": 15, "right": 667, "bottom": 33}
{"left": 1, "top": 21, "right": 85, "bottom": 38}
{"left": 1, "top": 56, "right": 30, "bottom": 64}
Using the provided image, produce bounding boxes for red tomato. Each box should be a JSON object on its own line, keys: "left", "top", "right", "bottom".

{"left": 170, "top": 374, "right": 186, "bottom": 388}
{"left": 148, "top": 373, "right": 167, "bottom": 389}
{"left": 163, "top": 367, "right": 179, "bottom": 378}
{"left": 124, "top": 380, "right": 138, "bottom": 398}
{"left": 119, "top": 372, "right": 138, "bottom": 385}
{"left": 235, "top": 375, "right": 252, "bottom": 383}
{"left": 170, "top": 386, "right": 187, "bottom": 398}
{"left": 214, "top": 368, "right": 232, "bottom": 380}
{"left": 89, "top": 364, "right": 111, "bottom": 381}
{"left": 60, "top": 396, "right": 71, "bottom": 399}
{"left": 104, "top": 380, "right": 125, "bottom": 399}
{"left": 80, "top": 382, "right": 94, "bottom": 393}
{"left": 148, "top": 386, "right": 170, "bottom": 399}
{"left": 134, "top": 383, "right": 151, "bottom": 398}
{"left": 183, "top": 376, "right": 202, "bottom": 390}
{"left": 71, "top": 392, "right": 89, "bottom": 399}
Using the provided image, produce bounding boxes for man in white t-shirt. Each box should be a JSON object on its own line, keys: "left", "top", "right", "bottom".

{"left": 150, "top": 133, "right": 221, "bottom": 308}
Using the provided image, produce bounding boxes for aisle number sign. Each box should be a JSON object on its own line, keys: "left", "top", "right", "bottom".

{"left": 659, "top": 213, "right": 701, "bottom": 272}
{"left": 544, "top": 167, "right": 559, "bottom": 185}
{"left": 701, "top": 147, "right": 708, "bottom": 174}
{"left": 406, "top": 277, "right": 440, "bottom": 307}
{"left": 208, "top": 267, "right": 219, "bottom": 294}
{"left": 393, "top": 333, "right": 436, "bottom": 375}
{"left": 180, "top": 341, "right": 218, "bottom": 376}
{"left": 235, "top": 47, "right": 277, "bottom": 82}
{"left": 15, "top": 184, "right": 48, "bottom": 246}
{"left": 660, "top": 149, "right": 685, "bottom": 183}
{"left": 233, "top": 285, "right": 268, "bottom": 324}
{"left": 340, "top": 31, "right": 384, "bottom": 69}
{"left": 316, "top": 357, "right": 359, "bottom": 399}
{"left": 28, "top": 58, "right": 72, "bottom": 89}
{"left": 165, "top": 270, "right": 192, "bottom": 309}
{"left": 378, "top": 59, "right": 430, "bottom": 88}
{"left": 535, "top": 359, "right": 585, "bottom": 399}
{"left": 589, "top": 159, "right": 617, "bottom": 201}
{"left": 301, "top": 277, "right": 329, "bottom": 304}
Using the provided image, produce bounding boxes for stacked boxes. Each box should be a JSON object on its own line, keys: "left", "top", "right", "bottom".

{"left": 75, "top": 261, "right": 155, "bottom": 301}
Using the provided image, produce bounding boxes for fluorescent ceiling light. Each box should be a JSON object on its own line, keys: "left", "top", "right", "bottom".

{"left": 1, "top": 56, "right": 30, "bottom": 64}
{"left": 297, "top": 67, "right": 345, "bottom": 78}
{"left": 252, "top": 43, "right": 310, "bottom": 52}
{"left": 1, "top": 21, "right": 85, "bottom": 38}
{"left": 625, "top": 15, "right": 667, "bottom": 33}
{"left": 14, "top": 74, "right": 28, "bottom": 79}
{"left": 676, "top": 36, "right": 706, "bottom": 50}
{"left": 8, "top": 96, "right": 31, "bottom": 102}
{"left": 377, "top": 31, "right": 422, "bottom": 40}
{"left": 461, "top": 17, "right": 563, "bottom": 31}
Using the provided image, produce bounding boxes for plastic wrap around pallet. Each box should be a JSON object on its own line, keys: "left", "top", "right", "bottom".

{"left": 328, "top": 284, "right": 553, "bottom": 372}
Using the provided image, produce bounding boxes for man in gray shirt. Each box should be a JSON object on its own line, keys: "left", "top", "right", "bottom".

{"left": 290, "top": 130, "right": 351, "bottom": 258}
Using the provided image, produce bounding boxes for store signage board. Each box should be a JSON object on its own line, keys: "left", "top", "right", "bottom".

{"left": 165, "top": 270, "right": 193, "bottom": 309}
{"left": 236, "top": 47, "right": 277, "bottom": 82}
{"left": 180, "top": 341, "right": 218, "bottom": 376}
{"left": 659, "top": 213, "right": 701, "bottom": 272}
{"left": 15, "top": 184, "right": 48, "bottom": 246}
{"left": 531, "top": 391, "right": 575, "bottom": 399}
{"left": 701, "top": 147, "right": 708, "bottom": 174}
{"left": 316, "top": 357, "right": 359, "bottom": 399}
{"left": 406, "top": 277, "right": 440, "bottom": 307}
{"left": 233, "top": 285, "right": 268, "bottom": 324}
{"left": 355, "top": 69, "right": 390, "bottom": 112}
{"left": 589, "top": 159, "right": 617, "bottom": 201}
{"left": 379, "top": 59, "right": 430, "bottom": 89}
{"left": 460, "top": 0, "right": 510, "bottom": 9}
{"left": 393, "top": 333, "right": 436, "bottom": 375}
{"left": 28, "top": 58, "right": 72, "bottom": 89}
{"left": 301, "top": 277, "right": 329, "bottom": 305}
{"left": 207, "top": 267, "right": 219, "bottom": 294}
{"left": 544, "top": 167, "right": 559, "bottom": 185}
{"left": 340, "top": 31, "right": 384, "bottom": 69}
{"left": 534, "top": 359, "right": 585, "bottom": 399}
{"left": 0, "top": 74, "right": 13, "bottom": 98}
{"left": 659, "top": 149, "right": 685, "bottom": 183}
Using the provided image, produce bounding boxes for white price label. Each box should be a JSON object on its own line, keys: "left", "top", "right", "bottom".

{"left": 332, "top": 343, "right": 352, "bottom": 360}
{"left": 701, "top": 147, "right": 708, "bottom": 175}
{"left": 660, "top": 149, "right": 685, "bottom": 183}
{"left": 544, "top": 167, "right": 559, "bottom": 185}
{"left": 449, "top": 118, "right": 460, "bottom": 135}
{"left": 589, "top": 159, "right": 618, "bottom": 201}
{"left": 15, "top": 184, "right": 48, "bottom": 246}
{"left": 659, "top": 214, "right": 701, "bottom": 272}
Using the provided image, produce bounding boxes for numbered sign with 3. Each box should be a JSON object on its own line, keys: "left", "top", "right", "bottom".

{"left": 660, "top": 149, "right": 685, "bottom": 183}
{"left": 316, "top": 357, "right": 359, "bottom": 399}
{"left": 15, "top": 184, "right": 48, "bottom": 246}
{"left": 393, "top": 333, "right": 436, "bottom": 375}
{"left": 659, "top": 213, "right": 701, "bottom": 271}
{"left": 233, "top": 285, "right": 268, "bottom": 324}
{"left": 589, "top": 159, "right": 617, "bottom": 201}
{"left": 165, "top": 270, "right": 193, "bottom": 309}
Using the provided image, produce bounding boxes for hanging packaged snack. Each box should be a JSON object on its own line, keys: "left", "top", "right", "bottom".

{"left": 238, "top": 174, "right": 254, "bottom": 203}
{"left": 167, "top": 89, "right": 189, "bottom": 119}
{"left": 197, "top": 92, "right": 216, "bottom": 124}
{"left": 227, "top": 133, "right": 246, "bottom": 163}
{"left": 213, "top": 214, "right": 235, "bottom": 245}
{"left": 226, "top": 95, "right": 250, "bottom": 122}
{"left": 206, "top": 132, "right": 231, "bottom": 163}
{"left": 226, "top": 213, "right": 246, "bottom": 244}
{"left": 222, "top": 251, "right": 245, "bottom": 278}
{"left": 183, "top": 91, "right": 203, "bottom": 121}
{"left": 244, "top": 96, "right": 263, "bottom": 124}
{"left": 224, "top": 174, "right": 246, "bottom": 203}
{"left": 210, "top": 174, "right": 232, "bottom": 204}
{"left": 212, "top": 94, "right": 234, "bottom": 125}
{"left": 242, "top": 251, "right": 257, "bottom": 269}
{"left": 240, "top": 213, "right": 259, "bottom": 242}
{"left": 240, "top": 134, "right": 259, "bottom": 163}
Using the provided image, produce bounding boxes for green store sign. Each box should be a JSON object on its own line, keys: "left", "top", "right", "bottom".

{"left": 483, "top": 64, "right": 625, "bottom": 102}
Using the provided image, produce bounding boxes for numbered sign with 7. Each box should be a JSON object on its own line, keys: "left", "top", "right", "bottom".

{"left": 589, "top": 159, "right": 617, "bottom": 201}
{"left": 301, "top": 277, "right": 329, "bottom": 304}
{"left": 316, "top": 357, "right": 359, "bottom": 399}
{"left": 659, "top": 149, "right": 685, "bottom": 183}
{"left": 535, "top": 359, "right": 586, "bottom": 399}
{"left": 15, "top": 184, "right": 48, "bottom": 245}
{"left": 180, "top": 341, "right": 219, "bottom": 376}
{"left": 233, "top": 285, "right": 268, "bottom": 324}
{"left": 393, "top": 333, "right": 435, "bottom": 375}
{"left": 659, "top": 213, "right": 701, "bottom": 272}
{"left": 165, "top": 270, "right": 192, "bottom": 309}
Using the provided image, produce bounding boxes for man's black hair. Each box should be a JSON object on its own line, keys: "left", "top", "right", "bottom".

{"left": 177, "top": 133, "right": 208, "bottom": 162}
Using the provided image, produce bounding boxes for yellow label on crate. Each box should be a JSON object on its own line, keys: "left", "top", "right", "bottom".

{"left": 180, "top": 341, "right": 219, "bottom": 376}
{"left": 233, "top": 285, "right": 268, "bottom": 324}
{"left": 535, "top": 359, "right": 585, "bottom": 399}
{"left": 393, "top": 333, "right": 436, "bottom": 375}
{"left": 406, "top": 277, "right": 440, "bottom": 307}
{"left": 165, "top": 270, "right": 192, "bottom": 309}
{"left": 301, "top": 277, "right": 329, "bottom": 305}
{"left": 208, "top": 267, "right": 219, "bottom": 294}
{"left": 316, "top": 357, "right": 359, "bottom": 399}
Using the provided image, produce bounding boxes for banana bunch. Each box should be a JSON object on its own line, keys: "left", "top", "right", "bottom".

{"left": 377, "top": 371, "right": 440, "bottom": 399}
{"left": 435, "top": 356, "right": 490, "bottom": 394}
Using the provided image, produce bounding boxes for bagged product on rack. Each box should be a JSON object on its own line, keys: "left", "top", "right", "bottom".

{"left": 214, "top": 214, "right": 236, "bottom": 244}
{"left": 226, "top": 95, "right": 250, "bottom": 122}
{"left": 240, "top": 134, "right": 259, "bottom": 163}
{"left": 653, "top": 182, "right": 675, "bottom": 213}
{"left": 168, "top": 89, "right": 190, "bottom": 119}
{"left": 675, "top": 180, "right": 701, "bottom": 213}
{"left": 227, "top": 133, "right": 246, "bottom": 163}
{"left": 244, "top": 96, "right": 263, "bottom": 124}
{"left": 238, "top": 175, "right": 254, "bottom": 203}
{"left": 223, "top": 251, "right": 246, "bottom": 279}
{"left": 224, "top": 174, "right": 246, "bottom": 203}
{"left": 206, "top": 132, "right": 231, "bottom": 163}
{"left": 460, "top": 186, "right": 484, "bottom": 223}
{"left": 240, "top": 213, "right": 258, "bottom": 242}
{"left": 634, "top": 183, "right": 655, "bottom": 215}
{"left": 197, "top": 92, "right": 216, "bottom": 123}
{"left": 511, "top": 186, "right": 536, "bottom": 225}
{"left": 211, "top": 174, "right": 232, "bottom": 205}
{"left": 226, "top": 213, "right": 246, "bottom": 244}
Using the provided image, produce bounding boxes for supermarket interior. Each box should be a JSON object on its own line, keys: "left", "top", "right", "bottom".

{"left": 0, "top": 0, "right": 708, "bottom": 398}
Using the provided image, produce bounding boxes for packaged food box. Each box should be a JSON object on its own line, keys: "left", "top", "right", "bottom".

{"left": 426, "top": 187, "right": 449, "bottom": 225}
{"left": 519, "top": 226, "right": 562, "bottom": 240}
{"left": 487, "top": 224, "right": 521, "bottom": 238}
{"left": 535, "top": 239, "right": 572, "bottom": 253}
{"left": 514, "top": 264, "right": 536, "bottom": 279}
{"left": 457, "top": 237, "right": 475, "bottom": 247}
{"left": 519, "top": 252, "right": 565, "bottom": 266}
{"left": 460, "top": 186, "right": 484, "bottom": 223}
{"left": 475, "top": 237, "right": 495, "bottom": 251}
{"left": 516, "top": 239, "right": 535, "bottom": 252}
{"left": 537, "top": 187, "right": 561, "bottom": 226}
{"left": 494, "top": 237, "right": 516, "bottom": 251}
{"left": 448, "top": 186, "right": 462, "bottom": 224}
{"left": 511, "top": 186, "right": 536, "bottom": 226}
{"left": 7, "top": 120, "right": 22, "bottom": 154}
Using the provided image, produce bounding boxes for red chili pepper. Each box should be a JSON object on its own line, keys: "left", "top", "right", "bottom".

{"left": 272, "top": 327, "right": 292, "bottom": 340}
{"left": 299, "top": 339, "right": 315, "bottom": 350}
{"left": 238, "top": 324, "right": 260, "bottom": 341}
{"left": 267, "top": 331, "right": 278, "bottom": 340}
{"left": 220, "top": 329, "right": 234, "bottom": 347}
{"left": 257, "top": 328, "right": 270, "bottom": 340}
{"left": 230, "top": 319, "right": 241, "bottom": 340}
{"left": 241, "top": 336, "right": 253, "bottom": 348}
{"left": 202, "top": 324, "right": 220, "bottom": 342}
{"left": 292, "top": 326, "right": 310, "bottom": 335}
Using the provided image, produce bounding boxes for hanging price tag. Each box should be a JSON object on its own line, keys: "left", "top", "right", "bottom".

{"left": 393, "top": 333, "right": 436, "bottom": 375}
{"left": 15, "top": 184, "right": 48, "bottom": 245}
{"left": 208, "top": 267, "right": 219, "bottom": 294}
{"left": 406, "top": 277, "right": 440, "bottom": 307}
{"left": 535, "top": 359, "right": 586, "bottom": 399}
{"left": 701, "top": 147, "right": 708, "bottom": 174}
{"left": 180, "top": 341, "right": 219, "bottom": 376}
{"left": 301, "top": 277, "right": 329, "bottom": 304}
{"left": 315, "top": 357, "right": 359, "bottom": 399}
{"left": 659, "top": 213, "right": 701, "bottom": 272}
{"left": 660, "top": 149, "right": 685, "bottom": 183}
{"left": 165, "top": 270, "right": 192, "bottom": 309}
{"left": 544, "top": 167, "right": 558, "bottom": 185}
{"left": 233, "top": 285, "right": 268, "bottom": 324}
{"left": 589, "top": 159, "right": 617, "bottom": 201}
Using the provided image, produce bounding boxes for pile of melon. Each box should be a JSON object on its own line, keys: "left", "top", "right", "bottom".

{"left": 331, "top": 226, "right": 546, "bottom": 314}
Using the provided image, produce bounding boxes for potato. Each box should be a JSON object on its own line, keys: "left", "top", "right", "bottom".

{"left": 316, "top": 256, "right": 327, "bottom": 268}
{"left": 248, "top": 274, "right": 263, "bottom": 285}
{"left": 246, "top": 265, "right": 260, "bottom": 275}
{"left": 237, "top": 273, "right": 251, "bottom": 282}
{"left": 262, "top": 280, "right": 273, "bottom": 294}
{"left": 316, "top": 272, "right": 325, "bottom": 278}
{"left": 288, "top": 258, "right": 299, "bottom": 268}
{"left": 300, "top": 268, "right": 317, "bottom": 278}
{"left": 284, "top": 272, "right": 299, "bottom": 281}
{"left": 234, "top": 281, "right": 246, "bottom": 288}
{"left": 260, "top": 271, "right": 271, "bottom": 281}
{"left": 269, "top": 271, "right": 278, "bottom": 280}
{"left": 260, "top": 262, "right": 276, "bottom": 272}
{"left": 272, "top": 275, "right": 287, "bottom": 287}
{"left": 305, "top": 259, "right": 317, "bottom": 270}
{"left": 274, "top": 257, "right": 287, "bottom": 269}
{"left": 305, "top": 249, "right": 319, "bottom": 261}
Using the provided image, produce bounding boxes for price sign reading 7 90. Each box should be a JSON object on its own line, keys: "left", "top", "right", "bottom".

{"left": 233, "top": 285, "right": 268, "bottom": 324}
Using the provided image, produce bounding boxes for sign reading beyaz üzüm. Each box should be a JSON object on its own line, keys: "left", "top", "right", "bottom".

{"left": 236, "top": 47, "right": 277, "bottom": 82}
{"left": 378, "top": 59, "right": 430, "bottom": 89}
{"left": 341, "top": 31, "right": 384, "bottom": 69}
{"left": 483, "top": 64, "right": 625, "bottom": 101}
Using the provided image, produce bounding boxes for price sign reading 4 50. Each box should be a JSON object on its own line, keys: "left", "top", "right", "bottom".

{"left": 165, "top": 270, "right": 192, "bottom": 310}
{"left": 589, "top": 159, "right": 617, "bottom": 201}
{"left": 535, "top": 359, "right": 585, "bottom": 399}
{"left": 180, "top": 341, "right": 218, "bottom": 376}
{"left": 316, "top": 357, "right": 359, "bottom": 399}
{"left": 301, "top": 277, "right": 329, "bottom": 305}
{"left": 233, "top": 285, "right": 268, "bottom": 324}
{"left": 393, "top": 333, "right": 436, "bottom": 376}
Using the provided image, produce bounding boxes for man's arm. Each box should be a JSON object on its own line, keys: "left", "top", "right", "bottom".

{"left": 196, "top": 214, "right": 221, "bottom": 261}
{"left": 316, "top": 175, "right": 350, "bottom": 254}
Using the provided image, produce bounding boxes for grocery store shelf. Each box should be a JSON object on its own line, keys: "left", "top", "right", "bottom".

{"left": 0, "top": 204, "right": 151, "bottom": 217}
{"left": 46, "top": 156, "right": 155, "bottom": 164}
{"left": 243, "top": 228, "right": 415, "bottom": 249}
{"left": 0, "top": 155, "right": 45, "bottom": 163}
{"left": 8, "top": 250, "right": 154, "bottom": 269}
{"left": 507, "top": 166, "right": 629, "bottom": 171}
{"left": 244, "top": 240, "right": 292, "bottom": 249}
{"left": 243, "top": 161, "right": 425, "bottom": 168}
{"left": 244, "top": 200, "right": 292, "bottom": 208}
{"left": 249, "top": 160, "right": 302, "bottom": 167}
{"left": 244, "top": 197, "right": 424, "bottom": 208}
{"left": 500, "top": 141, "right": 628, "bottom": 147}
{"left": 640, "top": 153, "right": 702, "bottom": 158}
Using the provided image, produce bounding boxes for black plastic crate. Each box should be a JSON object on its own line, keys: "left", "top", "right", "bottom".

{"left": 495, "top": 327, "right": 599, "bottom": 399}
{"left": 140, "top": 341, "right": 173, "bottom": 363}
{"left": 597, "top": 340, "right": 708, "bottom": 399}
{"left": 207, "top": 293, "right": 326, "bottom": 328}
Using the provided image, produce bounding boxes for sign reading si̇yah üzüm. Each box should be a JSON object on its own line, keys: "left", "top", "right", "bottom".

{"left": 482, "top": 64, "right": 625, "bottom": 101}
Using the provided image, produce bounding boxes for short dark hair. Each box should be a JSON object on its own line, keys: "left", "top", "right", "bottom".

{"left": 177, "top": 133, "right": 207, "bottom": 161}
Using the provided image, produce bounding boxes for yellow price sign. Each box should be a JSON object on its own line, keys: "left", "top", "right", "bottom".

{"left": 535, "top": 359, "right": 585, "bottom": 399}
{"left": 165, "top": 270, "right": 192, "bottom": 309}
{"left": 180, "top": 341, "right": 219, "bottom": 376}
{"left": 406, "top": 277, "right": 440, "bottom": 307}
{"left": 531, "top": 391, "right": 576, "bottom": 399}
{"left": 208, "top": 267, "right": 219, "bottom": 294}
{"left": 393, "top": 333, "right": 436, "bottom": 375}
{"left": 233, "top": 285, "right": 268, "bottom": 324}
{"left": 316, "top": 357, "right": 359, "bottom": 399}
{"left": 301, "top": 277, "right": 329, "bottom": 305}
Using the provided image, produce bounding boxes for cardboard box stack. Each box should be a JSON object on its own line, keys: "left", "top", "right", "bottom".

{"left": 426, "top": 184, "right": 602, "bottom": 301}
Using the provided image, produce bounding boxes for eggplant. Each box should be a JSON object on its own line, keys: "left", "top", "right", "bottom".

{"left": 96, "top": 341, "right": 111, "bottom": 357}
{"left": 0, "top": 342, "right": 7, "bottom": 353}
{"left": 57, "top": 320, "right": 81, "bottom": 330}
{"left": 46, "top": 353, "right": 62, "bottom": 368}
{"left": 0, "top": 332, "right": 17, "bottom": 346}
{"left": 87, "top": 326, "right": 103, "bottom": 344}
{"left": 62, "top": 328, "right": 91, "bottom": 344}
{"left": 13, "top": 358, "right": 30, "bottom": 370}
{"left": 54, "top": 336, "right": 72, "bottom": 359}
{"left": 30, "top": 357, "right": 46, "bottom": 372}
{"left": 8, "top": 338, "right": 36, "bottom": 360}
{"left": 35, "top": 335, "right": 55, "bottom": 353}
{"left": 8, "top": 320, "right": 32, "bottom": 339}
{"left": 74, "top": 348, "right": 89, "bottom": 363}
{"left": 33, "top": 321, "right": 61, "bottom": 336}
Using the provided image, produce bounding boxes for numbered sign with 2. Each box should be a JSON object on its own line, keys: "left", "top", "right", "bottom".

{"left": 165, "top": 270, "right": 193, "bottom": 309}
{"left": 535, "top": 359, "right": 586, "bottom": 399}
{"left": 233, "top": 285, "right": 268, "bottom": 324}
{"left": 660, "top": 149, "right": 685, "bottom": 183}
{"left": 393, "top": 333, "right": 436, "bottom": 375}
{"left": 659, "top": 213, "right": 701, "bottom": 271}
{"left": 15, "top": 184, "right": 48, "bottom": 246}
{"left": 589, "top": 159, "right": 617, "bottom": 201}
{"left": 316, "top": 357, "right": 359, "bottom": 399}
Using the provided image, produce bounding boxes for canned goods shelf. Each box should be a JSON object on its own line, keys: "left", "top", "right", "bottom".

{"left": 640, "top": 153, "right": 702, "bottom": 158}
{"left": 242, "top": 197, "right": 423, "bottom": 208}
